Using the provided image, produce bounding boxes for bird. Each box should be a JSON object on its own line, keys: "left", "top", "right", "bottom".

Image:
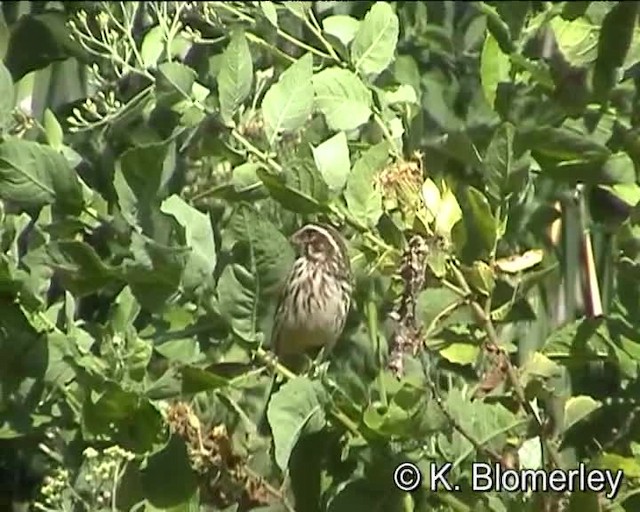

{"left": 258, "top": 222, "right": 352, "bottom": 433}
{"left": 271, "top": 222, "right": 353, "bottom": 364}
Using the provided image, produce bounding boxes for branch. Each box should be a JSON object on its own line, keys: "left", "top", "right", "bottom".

{"left": 447, "top": 263, "right": 562, "bottom": 469}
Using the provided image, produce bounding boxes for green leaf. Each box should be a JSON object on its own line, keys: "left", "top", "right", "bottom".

{"left": 549, "top": 16, "right": 599, "bottom": 67}
{"left": 257, "top": 158, "right": 329, "bottom": 214}
{"left": 523, "top": 125, "right": 610, "bottom": 162}
{"left": 363, "top": 382, "right": 429, "bottom": 437}
{"left": 217, "top": 263, "right": 259, "bottom": 342}
{"left": 519, "top": 352, "right": 564, "bottom": 390}
{"left": 180, "top": 366, "right": 229, "bottom": 395}
{"left": 230, "top": 162, "right": 263, "bottom": 195}
{"left": 140, "top": 26, "right": 164, "bottom": 68}
{"left": 0, "top": 61, "right": 14, "bottom": 133}
{"left": 160, "top": 195, "right": 216, "bottom": 294}
{"left": 455, "top": 186, "right": 498, "bottom": 262}
{"left": 416, "top": 287, "right": 474, "bottom": 335}
{"left": 484, "top": 122, "right": 530, "bottom": 203}
{"left": 261, "top": 53, "right": 314, "bottom": 145}
{"left": 257, "top": 171, "right": 324, "bottom": 213}
{"left": 350, "top": 2, "right": 399, "bottom": 77}
{"left": 496, "top": 2, "right": 529, "bottom": 42}
{"left": 563, "top": 395, "right": 601, "bottom": 433}
{"left": 227, "top": 204, "right": 294, "bottom": 296}
{"left": 260, "top": 2, "right": 278, "bottom": 27}
{"left": 141, "top": 436, "right": 198, "bottom": 507}
{"left": 123, "top": 231, "right": 188, "bottom": 312}
{"left": 312, "top": 67, "right": 373, "bottom": 132}
{"left": 153, "top": 337, "right": 202, "bottom": 366}
{"left": 218, "top": 30, "right": 253, "bottom": 125}
{"left": 220, "top": 205, "right": 294, "bottom": 340}
{"left": 480, "top": 32, "right": 511, "bottom": 109}
{"left": 322, "top": 15, "right": 360, "bottom": 46}
{"left": 518, "top": 437, "right": 543, "bottom": 470}
{"left": 284, "top": 2, "right": 312, "bottom": 20}
{"left": 599, "top": 183, "right": 640, "bottom": 208}
{"left": 464, "top": 261, "right": 496, "bottom": 296}
{"left": 480, "top": 2, "right": 515, "bottom": 54}
{"left": 596, "top": 452, "right": 640, "bottom": 479}
{"left": 440, "top": 343, "right": 480, "bottom": 366}
{"left": 45, "top": 241, "right": 120, "bottom": 297}
{"left": 156, "top": 61, "right": 196, "bottom": 106}
{"left": 113, "top": 140, "right": 171, "bottom": 226}
{"left": 541, "top": 318, "right": 603, "bottom": 358}
{"left": 422, "top": 179, "right": 463, "bottom": 240}
{"left": 5, "top": 12, "right": 84, "bottom": 81}
{"left": 312, "top": 132, "right": 351, "bottom": 194}
{"left": 383, "top": 84, "right": 418, "bottom": 105}
{"left": 267, "top": 376, "right": 329, "bottom": 472}
{"left": 344, "top": 141, "right": 389, "bottom": 228}
{"left": 0, "top": 137, "right": 83, "bottom": 213}
{"left": 438, "top": 388, "right": 519, "bottom": 461}
{"left": 109, "top": 286, "right": 142, "bottom": 333}
{"left": 592, "top": 2, "right": 639, "bottom": 102}
{"left": 43, "top": 109, "right": 63, "bottom": 151}
{"left": 82, "top": 382, "right": 164, "bottom": 452}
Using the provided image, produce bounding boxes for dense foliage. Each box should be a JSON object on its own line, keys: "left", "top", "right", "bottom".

{"left": 2, "top": 1, "right": 640, "bottom": 511}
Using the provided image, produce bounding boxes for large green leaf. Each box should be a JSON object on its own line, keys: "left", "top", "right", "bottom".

{"left": 219, "top": 205, "right": 294, "bottom": 341}
{"left": 437, "top": 388, "right": 520, "bottom": 462}
{"left": 484, "top": 122, "right": 530, "bottom": 203}
{"left": 0, "top": 137, "right": 83, "bottom": 213}
{"left": 0, "top": 62, "right": 14, "bottom": 133}
{"left": 5, "top": 12, "right": 85, "bottom": 80}
{"left": 218, "top": 30, "right": 253, "bottom": 125}
{"left": 480, "top": 32, "right": 511, "bottom": 109}
{"left": 344, "top": 141, "right": 390, "bottom": 228}
{"left": 549, "top": 16, "right": 600, "bottom": 67}
{"left": 454, "top": 186, "right": 498, "bottom": 262}
{"left": 141, "top": 436, "right": 198, "bottom": 507}
{"left": 592, "top": 2, "right": 639, "bottom": 102}
{"left": 113, "top": 140, "right": 172, "bottom": 227}
{"left": 312, "top": 68, "right": 373, "bottom": 131}
{"left": 267, "top": 376, "right": 329, "bottom": 472}
{"left": 160, "top": 195, "right": 217, "bottom": 294}
{"left": 350, "top": 2, "right": 399, "bottom": 77}
{"left": 257, "top": 157, "right": 329, "bottom": 214}
{"left": 322, "top": 15, "right": 360, "bottom": 46}
{"left": 226, "top": 204, "right": 294, "bottom": 296}
{"left": 261, "top": 53, "right": 314, "bottom": 145}
{"left": 156, "top": 61, "right": 197, "bottom": 107}
{"left": 122, "top": 231, "right": 189, "bottom": 312}
{"left": 45, "top": 240, "right": 120, "bottom": 297}
{"left": 312, "top": 131, "right": 351, "bottom": 194}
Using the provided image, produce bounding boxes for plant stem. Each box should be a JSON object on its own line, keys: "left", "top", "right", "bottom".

{"left": 305, "top": 10, "right": 342, "bottom": 64}
{"left": 254, "top": 347, "right": 362, "bottom": 438}
{"left": 215, "top": 3, "right": 333, "bottom": 61}
{"left": 447, "top": 262, "right": 562, "bottom": 469}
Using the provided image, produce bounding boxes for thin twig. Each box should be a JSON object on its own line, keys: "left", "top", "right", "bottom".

{"left": 426, "top": 380, "right": 504, "bottom": 464}
{"left": 447, "top": 263, "right": 562, "bottom": 469}
{"left": 254, "top": 347, "right": 362, "bottom": 438}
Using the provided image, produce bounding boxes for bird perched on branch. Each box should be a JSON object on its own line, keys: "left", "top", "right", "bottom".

{"left": 271, "top": 222, "right": 353, "bottom": 365}
{"left": 259, "top": 223, "right": 352, "bottom": 432}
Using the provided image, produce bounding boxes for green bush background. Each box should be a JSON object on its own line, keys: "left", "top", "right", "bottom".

{"left": 1, "top": 2, "right": 640, "bottom": 511}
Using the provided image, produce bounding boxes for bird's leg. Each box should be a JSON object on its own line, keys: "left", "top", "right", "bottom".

{"left": 309, "top": 346, "right": 331, "bottom": 379}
